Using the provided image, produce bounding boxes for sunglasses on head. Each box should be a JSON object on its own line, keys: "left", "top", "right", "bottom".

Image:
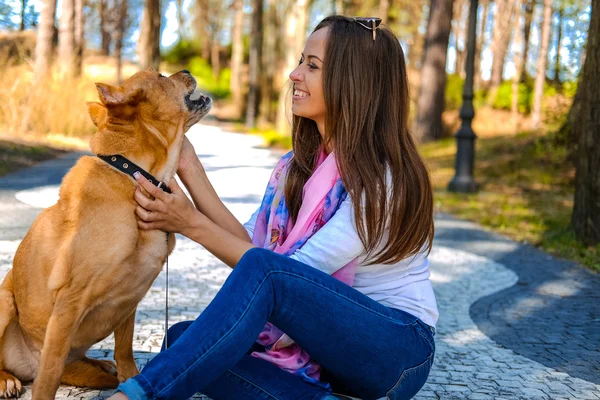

{"left": 352, "top": 17, "right": 382, "bottom": 41}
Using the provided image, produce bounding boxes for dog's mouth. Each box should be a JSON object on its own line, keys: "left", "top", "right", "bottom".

{"left": 185, "top": 91, "right": 212, "bottom": 112}
{"left": 184, "top": 85, "right": 212, "bottom": 129}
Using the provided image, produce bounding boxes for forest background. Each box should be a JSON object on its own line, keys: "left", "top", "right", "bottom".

{"left": 0, "top": 0, "right": 598, "bottom": 270}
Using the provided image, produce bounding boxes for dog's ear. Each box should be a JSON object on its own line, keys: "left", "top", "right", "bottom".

{"left": 86, "top": 102, "right": 107, "bottom": 127}
{"left": 95, "top": 83, "right": 145, "bottom": 119}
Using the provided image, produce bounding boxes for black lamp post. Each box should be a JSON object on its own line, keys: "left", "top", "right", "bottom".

{"left": 448, "top": 0, "right": 479, "bottom": 193}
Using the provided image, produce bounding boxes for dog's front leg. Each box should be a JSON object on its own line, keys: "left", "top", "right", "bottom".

{"left": 114, "top": 309, "right": 140, "bottom": 381}
{"left": 32, "top": 295, "right": 84, "bottom": 400}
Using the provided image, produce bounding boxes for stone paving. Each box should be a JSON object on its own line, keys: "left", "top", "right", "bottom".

{"left": 0, "top": 123, "right": 598, "bottom": 399}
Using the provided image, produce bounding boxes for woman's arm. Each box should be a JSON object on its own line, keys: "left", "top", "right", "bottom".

{"left": 133, "top": 172, "right": 254, "bottom": 268}
{"left": 177, "top": 137, "right": 251, "bottom": 243}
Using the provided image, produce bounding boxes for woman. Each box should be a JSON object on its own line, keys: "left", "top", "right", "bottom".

{"left": 110, "top": 15, "right": 437, "bottom": 400}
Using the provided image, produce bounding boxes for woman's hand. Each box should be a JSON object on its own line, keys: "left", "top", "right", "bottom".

{"left": 133, "top": 172, "right": 203, "bottom": 235}
{"left": 178, "top": 136, "right": 201, "bottom": 176}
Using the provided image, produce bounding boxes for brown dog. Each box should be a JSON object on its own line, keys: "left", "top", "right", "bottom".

{"left": 0, "top": 70, "right": 211, "bottom": 400}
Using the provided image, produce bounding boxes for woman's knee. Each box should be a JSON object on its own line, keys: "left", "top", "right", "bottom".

{"left": 162, "top": 320, "right": 194, "bottom": 350}
{"left": 235, "top": 247, "right": 279, "bottom": 273}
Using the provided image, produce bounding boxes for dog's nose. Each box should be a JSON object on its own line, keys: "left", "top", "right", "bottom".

{"left": 181, "top": 70, "right": 191, "bottom": 75}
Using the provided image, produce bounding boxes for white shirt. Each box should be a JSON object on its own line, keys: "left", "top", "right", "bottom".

{"left": 243, "top": 195, "right": 439, "bottom": 328}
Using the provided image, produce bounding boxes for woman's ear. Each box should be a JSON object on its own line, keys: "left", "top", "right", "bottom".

{"left": 87, "top": 102, "right": 107, "bottom": 127}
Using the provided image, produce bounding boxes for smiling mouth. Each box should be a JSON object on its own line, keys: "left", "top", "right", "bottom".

{"left": 293, "top": 89, "right": 309, "bottom": 99}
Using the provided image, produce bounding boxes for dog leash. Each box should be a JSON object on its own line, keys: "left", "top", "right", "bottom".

{"left": 98, "top": 154, "right": 173, "bottom": 349}
{"left": 165, "top": 233, "right": 169, "bottom": 349}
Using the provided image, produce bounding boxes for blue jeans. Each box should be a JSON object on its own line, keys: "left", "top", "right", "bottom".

{"left": 117, "top": 248, "right": 435, "bottom": 400}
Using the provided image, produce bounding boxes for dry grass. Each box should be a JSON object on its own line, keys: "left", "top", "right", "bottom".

{"left": 0, "top": 55, "right": 139, "bottom": 140}
{"left": 421, "top": 133, "right": 599, "bottom": 271}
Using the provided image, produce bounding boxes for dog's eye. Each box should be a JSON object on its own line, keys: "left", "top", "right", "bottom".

{"left": 159, "top": 74, "right": 165, "bottom": 78}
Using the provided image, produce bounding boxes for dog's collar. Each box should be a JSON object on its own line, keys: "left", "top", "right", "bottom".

{"left": 98, "top": 154, "right": 172, "bottom": 194}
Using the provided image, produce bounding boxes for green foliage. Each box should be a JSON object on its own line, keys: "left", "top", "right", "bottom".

{"left": 445, "top": 74, "right": 465, "bottom": 110}
{"left": 562, "top": 80, "right": 579, "bottom": 98}
{"left": 253, "top": 129, "right": 292, "bottom": 149}
{"left": 187, "top": 57, "right": 231, "bottom": 99}
{"left": 163, "top": 39, "right": 203, "bottom": 65}
{"left": 492, "top": 81, "right": 534, "bottom": 113}
{"left": 445, "top": 74, "right": 487, "bottom": 110}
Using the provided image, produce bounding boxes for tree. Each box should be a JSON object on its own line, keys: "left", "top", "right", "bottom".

{"left": 519, "top": 0, "right": 534, "bottom": 82}
{"left": 380, "top": 0, "right": 390, "bottom": 25}
{"left": 570, "top": 0, "right": 600, "bottom": 245}
{"left": 35, "top": 0, "right": 58, "bottom": 76}
{"left": 246, "top": 0, "right": 263, "bottom": 129}
{"left": 404, "top": 1, "right": 427, "bottom": 69}
{"left": 275, "top": 0, "right": 309, "bottom": 134}
{"left": 553, "top": 2, "right": 565, "bottom": 84}
{"left": 415, "top": 0, "right": 454, "bottom": 141}
{"left": 531, "top": 0, "right": 553, "bottom": 129}
{"left": 20, "top": 0, "right": 27, "bottom": 30}
{"left": 230, "top": 0, "right": 244, "bottom": 118}
{"left": 453, "top": 0, "right": 467, "bottom": 78}
{"left": 259, "top": 0, "right": 279, "bottom": 124}
{"left": 175, "top": 0, "right": 185, "bottom": 40}
{"left": 58, "top": 0, "right": 75, "bottom": 76}
{"left": 197, "top": 0, "right": 209, "bottom": 59}
{"left": 512, "top": 0, "right": 523, "bottom": 127}
{"left": 114, "top": 0, "right": 127, "bottom": 83}
{"left": 138, "top": 0, "right": 160, "bottom": 70}
{"left": 73, "top": 0, "right": 84, "bottom": 76}
{"left": 488, "top": 0, "right": 516, "bottom": 103}
{"left": 474, "top": 0, "right": 489, "bottom": 89}
{"left": 99, "top": 0, "right": 111, "bottom": 55}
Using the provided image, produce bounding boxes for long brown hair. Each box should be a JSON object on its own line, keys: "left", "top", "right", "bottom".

{"left": 285, "top": 15, "right": 434, "bottom": 265}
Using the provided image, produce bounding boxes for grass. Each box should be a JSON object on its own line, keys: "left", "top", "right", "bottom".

{"left": 0, "top": 139, "right": 65, "bottom": 177}
{"left": 421, "top": 132, "right": 600, "bottom": 272}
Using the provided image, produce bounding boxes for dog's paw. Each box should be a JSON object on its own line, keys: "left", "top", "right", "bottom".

{"left": 87, "top": 358, "right": 118, "bottom": 375}
{"left": 117, "top": 363, "right": 140, "bottom": 382}
{"left": 0, "top": 371, "right": 22, "bottom": 398}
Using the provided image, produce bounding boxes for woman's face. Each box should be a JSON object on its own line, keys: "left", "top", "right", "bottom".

{"left": 289, "top": 27, "right": 328, "bottom": 129}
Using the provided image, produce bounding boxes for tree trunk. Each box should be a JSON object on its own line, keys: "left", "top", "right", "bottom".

{"left": 138, "top": 0, "right": 161, "bottom": 70}
{"left": 114, "top": 0, "right": 127, "bottom": 83}
{"left": 259, "top": 0, "right": 277, "bottom": 124}
{"left": 553, "top": 3, "right": 564, "bottom": 84}
{"left": 99, "top": 0, "right": 111, "bottom": 55}
{"left": 454, "top": 0, "right": 466, "bottom": 78}
{"left": 488, "top": 0, "right": 516, "bottom": 103}
{"left": 475, "top": 0, "right": 489, "bottom": 89}
{"left": 176, "top": 0, "right": 185, "bottom": 40}
{"left": 246, "top": 0, "right": 263, "bottom": 128}
{"left": 35, "top": 0, "right": 58, "bottom": 76}
{"left": 275, "top": 0, "right": 309, "bottom": 134}
{"left": 58, "top": 0, "right": 75, "bottom": 76}
{"left": 210, "top": 33, "right": 221, "bottom": 78}
{"left": 407, "top": 3, "right": 426, "bottom": 69}
{"left": 73, "top": 0, "right": 84, "bottom": 77}
{"left": 197, "top": 0, "right": 210, "bottom": 59}
{"left": 571, "top": 0, "right": 600, "bottom": 245}
{"left": 379, "top": 0, "right": 390, "bottom": 25}
{"left": 20, "top": 0, "right": 27, "bottom": 30}
{"left": 230, "top": 0, "right": 244, "bottom": 118}
{"left": 415, "top": 0, "right": 453, "bottom": 141}
{"left": 520, "top": 0, "right": 534, "bottom": 82}
{"left": 531, "top": 0, "right": 552, "bottom": 130}
{"left": 512, "top": 0, "right": 523, "bottom": 127}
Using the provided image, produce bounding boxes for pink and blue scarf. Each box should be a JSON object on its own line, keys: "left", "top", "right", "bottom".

{"left": 250, "top": 149, "right": 358, "bottom": 387}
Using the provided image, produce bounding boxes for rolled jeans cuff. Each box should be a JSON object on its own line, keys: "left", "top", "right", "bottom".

{"left": 116, "top": 375, "right": 155, "bottom": 400}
